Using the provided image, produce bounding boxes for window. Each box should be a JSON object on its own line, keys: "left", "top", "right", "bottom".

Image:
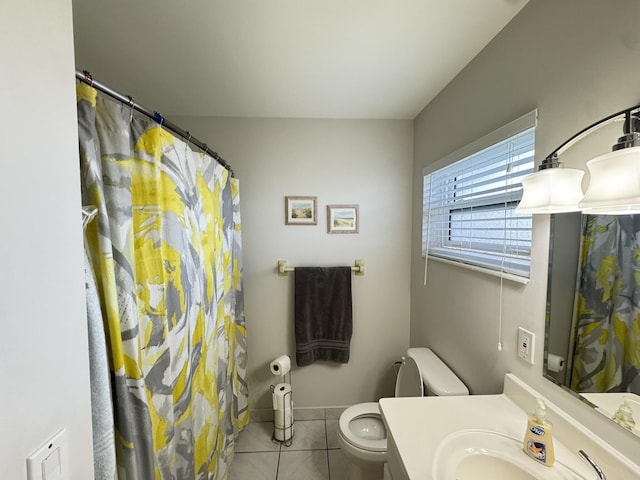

{"left": 422, "top": 111, "right": 536, "bottom": 280}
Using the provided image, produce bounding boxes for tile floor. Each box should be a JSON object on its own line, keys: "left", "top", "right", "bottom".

{"left": 229, "top": 409, "right": 349, "bottom": 480}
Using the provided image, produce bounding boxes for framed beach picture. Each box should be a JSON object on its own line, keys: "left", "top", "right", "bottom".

{"left": 285, "top": 196, "right": 318, "bottom": 225}
{"left": 327, "top": 204, "right": 359, "bottom": 234}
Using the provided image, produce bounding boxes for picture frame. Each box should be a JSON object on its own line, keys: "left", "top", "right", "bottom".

{"left": 327, "top": 204, "right": 359, "bottom": 234}
{"left": 285, "top": 196, "right": 318, "bottom": 225}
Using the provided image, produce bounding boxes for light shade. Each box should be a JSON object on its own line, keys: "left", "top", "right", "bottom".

{"left": 579, "top": 146, "right": 640, "bottom": 214}
{"left": 515, "top": 168, "right": 585, "bottom": 214}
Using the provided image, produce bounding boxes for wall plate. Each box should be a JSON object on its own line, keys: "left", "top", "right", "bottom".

{"left": 518, "top": 327, "right": 535, "bottom": 365}
{"left": 26, "top": 428, "right": 66, "bottom": 480}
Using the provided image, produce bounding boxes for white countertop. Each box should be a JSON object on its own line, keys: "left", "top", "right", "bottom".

{"left": 380, "top": 394, "right": 526, "bottom": 479}
{"left": 581, "top": 392, "right": 640, "bottom": 436}
{"left": 380, "top": 374, "right": 640, "bottom": 480}
{"left": 379, "top": 374, "right": 640, "bottom": 480}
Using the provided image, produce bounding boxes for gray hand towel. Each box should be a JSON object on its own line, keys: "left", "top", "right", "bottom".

{"left": 294, "top": 266, "right": 352, "bottom": 366}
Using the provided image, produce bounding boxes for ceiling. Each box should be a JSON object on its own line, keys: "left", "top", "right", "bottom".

{"left": 72, "top": 0, "right": 529, "bottom": 119}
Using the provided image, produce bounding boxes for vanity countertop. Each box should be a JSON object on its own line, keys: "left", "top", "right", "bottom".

{"left": 379, "top": 394, "right": 526, "bottom": 479}
{"left": 379, "top": 374, "right": 640, "bottom": 480}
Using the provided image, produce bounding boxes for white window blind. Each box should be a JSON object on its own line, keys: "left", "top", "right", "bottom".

{"left": 422, "top": 112, "right": 536, "bottom": 279}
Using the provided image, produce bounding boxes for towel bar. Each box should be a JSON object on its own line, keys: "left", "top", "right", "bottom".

{"left": 278, "top": 259, "right": 364, "bottom": 276}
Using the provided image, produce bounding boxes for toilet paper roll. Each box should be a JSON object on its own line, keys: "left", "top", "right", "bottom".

{"left": 272, "top": 383, "right": 292, "bottom": 410}
{"left": 274, "top": 417, "right": 294, "bottom": 441}
{"left": 270, "top": 355, "right": 291, "bottom": 376}
{"left": 274, "top": 409, "right": 293, "bottom": 429}
{"left": 548, "top": 353, "right": 566, "bottom": 373}
{"left": 272, "top": 382, "right": 294, "bottom": 441}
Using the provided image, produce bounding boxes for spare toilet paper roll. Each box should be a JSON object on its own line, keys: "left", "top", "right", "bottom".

{"left": 548, "top": 353, "right": 566, "bottom": 373}
{"left": 272, "top": 383, "right": 292, "bottom": 410}
{"left": 274, "top": 410, "right": 293, "bottom": 440}
{"left": 274, "top": 407, "right": 293, "bottom": 429}
{"left": 270, "top": 355, "right": 291, "bottom": 376}
{"left": 272, "top": 382, "right": 294, "bottom": 441}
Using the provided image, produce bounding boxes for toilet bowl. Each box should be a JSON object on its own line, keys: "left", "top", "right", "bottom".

{"left": 338, "top": 403, "right": 386, "bottom": 459}
{"left": 337, "top": 348, "right": 469, "bottom": 480}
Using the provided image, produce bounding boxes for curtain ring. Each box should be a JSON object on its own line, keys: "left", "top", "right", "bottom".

{"left": 83, "top": 70, "right": 94, "bottom": 86}
{"left": 127, "top": 96, "right": 134, "bottom": 122}
{"left": 153, "top": 112, "right": 165, "bottom": 128}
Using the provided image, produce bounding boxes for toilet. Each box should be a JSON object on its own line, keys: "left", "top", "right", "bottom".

{"left": 337, "top": 347, "right": 469, "bottom": 480}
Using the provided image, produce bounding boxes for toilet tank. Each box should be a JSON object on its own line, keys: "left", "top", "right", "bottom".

{"left": 407, "top": 347, "right": 469, "bottom": 396}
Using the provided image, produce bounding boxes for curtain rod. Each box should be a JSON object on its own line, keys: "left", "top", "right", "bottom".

{"left": 75, "top": 70, "right": 234, "bottom": 177}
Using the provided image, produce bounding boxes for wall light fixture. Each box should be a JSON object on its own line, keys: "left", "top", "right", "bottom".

{"left": 516, "top": 104, "right": 640, "bottom": 215}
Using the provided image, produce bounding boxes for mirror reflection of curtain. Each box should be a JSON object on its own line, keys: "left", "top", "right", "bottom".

{"left": 571, "top": 214, "right": 640, "bottom": 394}
{"left": 77, "top": 83, "right": 248, "bottom": 479}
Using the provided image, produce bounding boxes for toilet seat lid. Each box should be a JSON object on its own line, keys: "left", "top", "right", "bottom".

{"left": 339, "top": 402, "right": 387, "bottom": 452}
{"left": 395, "top": 356, "right": 424, "bottom": 397}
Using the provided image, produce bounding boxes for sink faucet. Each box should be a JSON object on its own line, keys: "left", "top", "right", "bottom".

{"left": 578, "top": 450, "right": 606, "bottom": 480}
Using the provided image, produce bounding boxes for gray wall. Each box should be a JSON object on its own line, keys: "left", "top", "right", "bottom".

{"left": 174, "top": 117, "right": 414, "bottom": 409}
{"left": 411, "top": 0, "right": 640, "bottom": 460}
{"left": 0, "top": 0, "right": 95, "bottom": 478}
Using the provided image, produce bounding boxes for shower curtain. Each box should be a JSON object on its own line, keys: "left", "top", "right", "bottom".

{"left": 77, "top": 83, "right": 249, "bottom": 480}
{"left": 570, "top": 214, "right": 640, "bottom": 393}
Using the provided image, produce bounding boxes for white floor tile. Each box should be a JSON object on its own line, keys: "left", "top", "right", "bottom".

{"left": 325, "top": 420, "right": 340, "bottom": 449}
{"left": 235, "top": 421, "right": 281, "bottom": 453}
{"left": 328, "top": 449, "right": 350, "bottom": 480}
{"left": 284, "top": 420, "right": 327, "bottom": 451}
{"left": 277, "top": 450, "right": 329, "bottom": 480}
{"left": 228, "top": 452, "right": 279, "bottom": 480}
{"left": 229, "top": 416, "right": 351, "bottom": 480}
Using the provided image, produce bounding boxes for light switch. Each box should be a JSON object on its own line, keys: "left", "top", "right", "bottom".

{"left": 43, "top": 447, "right": 62, "bottom": 480}
{"left": 26, "top": 428, "right": 67, "bottom": 480}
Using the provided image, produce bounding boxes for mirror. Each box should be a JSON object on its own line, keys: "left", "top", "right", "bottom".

{"left": 545, "top": 211, "right": 640, "bottom": 436}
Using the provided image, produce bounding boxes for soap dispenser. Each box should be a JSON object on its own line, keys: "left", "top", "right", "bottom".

{"left": 612, "top": 397, "right": 636, "bottom": 431}
{"left": 523, "top": 398, "right": 555, "bottom": 466}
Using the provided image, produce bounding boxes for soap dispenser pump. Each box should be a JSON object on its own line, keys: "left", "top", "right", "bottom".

{"left": 523, "top": 398, "right": 555, "bottom": 466}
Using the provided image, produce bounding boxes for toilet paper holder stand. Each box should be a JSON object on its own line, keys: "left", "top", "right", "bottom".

{"left": 271, "top": 371, "right": 294, "bottom": 446}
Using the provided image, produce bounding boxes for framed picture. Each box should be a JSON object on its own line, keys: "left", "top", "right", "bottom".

{"left": 327, "top": 204, "right": 359, "bottom": 234}
{"left": 285, "top": 196, "right": 317, "bottom": 225}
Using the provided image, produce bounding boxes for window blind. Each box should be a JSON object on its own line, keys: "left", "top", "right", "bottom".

{"left": 422, "top": 113, "right": 536, "bottom": 279}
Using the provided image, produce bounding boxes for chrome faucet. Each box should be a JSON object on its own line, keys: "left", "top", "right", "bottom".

{"left": 578, "top": 450, "right": 606, "bottom": 480}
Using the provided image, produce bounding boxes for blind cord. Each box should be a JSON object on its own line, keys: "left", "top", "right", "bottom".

{"left": 423, "top": 176, "right": 433, "bottom": 286}
{"left": 498, "top": 140, "right": 516, "bottom": 352}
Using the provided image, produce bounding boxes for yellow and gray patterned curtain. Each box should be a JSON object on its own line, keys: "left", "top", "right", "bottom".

{"left": 571, "top": 214, "right": 640, "bottom": 393}
{"left": 77, "top": 83, "right": 249, "bottom": 480}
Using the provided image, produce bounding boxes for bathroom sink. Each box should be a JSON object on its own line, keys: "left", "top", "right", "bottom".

{"left": 457, "top": 454, "right": 537, "bottom": 479}
{"left": 432, "top": 430, "right": 587, "bottom": 480}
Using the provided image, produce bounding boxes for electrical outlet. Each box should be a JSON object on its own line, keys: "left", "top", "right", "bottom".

{"left": 518, "top": 327, "right": 535, "bottom": 365}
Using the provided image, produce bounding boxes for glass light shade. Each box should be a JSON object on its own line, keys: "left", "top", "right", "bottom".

{"left": 515, "top": 168, "right": 585, "bottom": 214}
{"left": 579, "top": 146, "right": 640, "bottom": 214}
